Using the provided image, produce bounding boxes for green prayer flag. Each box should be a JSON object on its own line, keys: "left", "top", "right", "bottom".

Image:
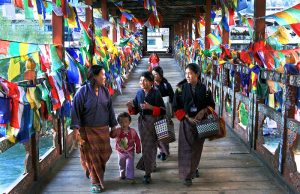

{"left": 8, "top": 42, "right": 20, "bottom": 57}
{"left": 24, "top": 0, "right": 34, "bottom": 19}
{"left": 50, "top": 45, "right": 63, "bottom": 72}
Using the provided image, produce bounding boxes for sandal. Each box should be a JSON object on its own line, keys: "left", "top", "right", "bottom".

{"left": 90, "top": 184, "right": 102, "bottom": 193}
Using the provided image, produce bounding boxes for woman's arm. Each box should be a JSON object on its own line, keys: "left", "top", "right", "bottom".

{"left": 172, "top": 87, "right": 186, "bottom": 120}
{"left": 71, "top": 87, "right": 85, "bottom": 129}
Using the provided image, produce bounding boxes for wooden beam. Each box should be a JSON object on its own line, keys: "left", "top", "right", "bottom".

{"left": 112, "top": 8, "right": 117, "bottom": 43}
{"left": 52, "top": 0, "right": 64, "bottom": 60}
{"left": 254, "top": 0, "right": 266, "bottom": 41}
{"left": 205, "top": 0, "right": 212, "bottom": 49}
{"left": 195, "top": 6, "right": 200, "bottom": 39}
{"left": 188, "top": 18, "right": 192, "bottom": 44}
{"left": 101, "top": 0, "right": 108, "bottom": 37}
{"left": 85, "top": 0, "right": 93, "bottom": 26}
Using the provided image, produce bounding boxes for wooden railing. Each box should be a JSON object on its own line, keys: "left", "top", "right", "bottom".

{"left": 0, "top": 61, "right": 140, "bottom": 194}
{"left": 174, "top": 52, "right": 300, "bottom": 193}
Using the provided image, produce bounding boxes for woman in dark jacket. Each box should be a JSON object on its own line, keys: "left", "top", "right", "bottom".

{"left": 152, "top": 66, "right": 174, "bottom": 160}
{"left": 126, "top": 71, "right": 166, "bottom": 184}
{"left": 173, "top": 63, "right": 215, "bottom": 186}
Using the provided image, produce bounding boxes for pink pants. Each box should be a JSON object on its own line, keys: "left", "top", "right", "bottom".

{"left": 118, "top": 152, "right": 134, "bottom": 179}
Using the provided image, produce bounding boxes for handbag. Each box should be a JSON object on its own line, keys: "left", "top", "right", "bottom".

{"left": 154, "top": 118, "right": 176, "bottom": 143}
{"left": 196, "top": 107, "right": 220, "bottom": 139}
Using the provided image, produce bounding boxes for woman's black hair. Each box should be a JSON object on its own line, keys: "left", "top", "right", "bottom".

{"left": 185, "top": 63, "right": 200, "bottom": 74}
{"left": 87, "top": 65, "right": 104, "bottom": 81}
{"left": 152, "top": 66, "right": 164, "bottom": 78}
{"left": 117, "top": 112, "right": 132, "bottom": 123}
{"left": 141, "top": 71, "right": 154, "bottom": 82}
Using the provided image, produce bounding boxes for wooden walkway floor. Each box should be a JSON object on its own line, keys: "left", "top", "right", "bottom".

{"left": 39, "top": 58, "right": 288, "bottom": 194}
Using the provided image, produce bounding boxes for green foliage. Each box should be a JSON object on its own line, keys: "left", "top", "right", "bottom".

{"left": 0, "top": 16, "right": 52, "bottom": 44}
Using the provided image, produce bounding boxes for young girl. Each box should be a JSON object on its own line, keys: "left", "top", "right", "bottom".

{"left": 110, "top": 112, "right": 141, "bottom": 183}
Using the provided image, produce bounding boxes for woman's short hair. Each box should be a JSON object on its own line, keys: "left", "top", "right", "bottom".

{"left": 152, "top": 66, "right": 164, "bottom": 78}
{"left": 117, "top": 112, "right": 132, "bottom": 123}
{"left": 87, "top": 65, "right": 104, "bottom": 81}
{"left": 141, "top": 71, "right": 154, "bottom": 82}
{"left": 185, "top": 63, "right": 200, "bottom": 74}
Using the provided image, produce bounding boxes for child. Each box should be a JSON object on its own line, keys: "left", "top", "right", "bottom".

{"left": 110, "top": 112, "right": 141, "bottom": 183}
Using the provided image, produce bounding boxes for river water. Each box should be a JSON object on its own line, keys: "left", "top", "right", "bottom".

{"left": 0, "top": 136, "right": 53, "bottom": 192}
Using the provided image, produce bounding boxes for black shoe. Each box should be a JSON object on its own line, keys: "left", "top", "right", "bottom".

{"left": 195, "top": 169, "right": 200, "bottom": 178}
{"left": 143, "top": 175, "right": 151, "bottom": 184}
{"left": 85, "top": 170, "right": 90, "bottom": 179}
{"left": 157, "top": 153, "right": 161, "bottom": 159}
{"left": 183, "top": 179, "right": 192, "bottom": 186}
{"left": 161, "top": 153, "right": 167, "bottom": 161}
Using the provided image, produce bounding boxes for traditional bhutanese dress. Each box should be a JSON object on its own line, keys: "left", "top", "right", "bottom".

{"left": 128, "top": 87, "right": 166, "bottom": 175}
{"left": 173, "top": 80, "right": 214, "bottom": 180}
{"left": 71, "top": 83, "right": 117, "bottom": 188}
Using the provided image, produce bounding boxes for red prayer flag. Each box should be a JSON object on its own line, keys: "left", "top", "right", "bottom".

{"left": 0, "top": 40, "right": 9, "bottom": 55}
{"left": 120, "top": 14, "right": 127, "bottom": 24}
{"left": 291, "top": 23, "right": 300, "bottom": 37}
{"left": 28, "top": 0, "right": 33, "bottom": 7}
{"left": 14, "top": 0, "right": 23, "bottom": 8}
{"left": 229, "top": 8, "right": 235, "bottom": 26}
{"left": 247, "top": 18, "right": 254, "bottom": 28}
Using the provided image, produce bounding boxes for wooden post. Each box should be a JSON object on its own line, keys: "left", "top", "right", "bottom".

{"left": 112, "top": 8, "right": 117, "bottom": 43}
{"left": 52, "top": 0, "right": 64, "bottom": 157}
{"left": 183, "top": 21, "right": 186, "bottom": 40}
{"left": 254, "top": 0, "right": 266, "bottom": 41}
{"left": 195, "top": 6, "right": 200, "bottom": 39}
{"left": 205, "top": 0, "right": 212, "bottom": 49}
{"left": 188, "top": 18, "right": 192, "bottom": 45}
{"left": 101, "top": 0, "right": 108, "bottom": 37}
{"left": 142, "top": 26, "right": 147, "bottom": 55}
{"left": 120, "top": 25, "right": 124, "bottom": 38}
{"left": 178, "top": 22, "right": 182, "bottom": 39}
{"left": 278, "top": 72, "right": 296, "bottom": 173}
{"left": 52, "top": 1, "right": 64, "bottom": 60}
{"left": 85, "top": 0, "right": 92, "bottom": 26}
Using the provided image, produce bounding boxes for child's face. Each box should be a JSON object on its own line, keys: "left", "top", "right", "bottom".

{"left": 119, "top": 117, "right": 131, "bottom": 130}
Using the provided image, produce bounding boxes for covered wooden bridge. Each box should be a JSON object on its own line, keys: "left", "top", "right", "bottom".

{"left": 0, "top": 0, "right": 299, "bottom": 194}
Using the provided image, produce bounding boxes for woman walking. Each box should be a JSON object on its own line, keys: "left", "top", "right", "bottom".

{"left": 127, "top": 71, "right": 166, "bottom": 184}
{"left": 173, "top": 63, "right": 215, "bottom": 186}
{"left": 71, "top": 65, "right": 118, "bottom": 193}
{"left": 152, "top": 66, "right": 174, "bottom": 160}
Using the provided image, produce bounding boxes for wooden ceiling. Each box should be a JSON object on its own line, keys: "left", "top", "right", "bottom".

{"left": 94, "top": 0, "right": 208, "bottom": 26}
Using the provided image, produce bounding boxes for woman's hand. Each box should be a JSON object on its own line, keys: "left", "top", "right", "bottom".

{"left": 73, "top": 129, "right": 86, "bottom": 148}
{"left": 140, "top": 102, "right": 153, "bottom": 110}
{"left": 195, "top": 108, "right": 207, "bottom": 122}
{"left": 185, "top": 115, "right": 197, "bottom": 125}
{"left": 126, "top": 100, "right": 134, "bottom": 108}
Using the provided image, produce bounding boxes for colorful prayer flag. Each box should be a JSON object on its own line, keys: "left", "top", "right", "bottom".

{"left": 266, "top": 3, "right": 300, "bottom": 25}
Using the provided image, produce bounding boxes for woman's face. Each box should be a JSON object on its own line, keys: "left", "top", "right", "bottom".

{"left": 94, "top": 69, "right": 106, "bottom": 86}
{"left": 185, "top": 68, "right": 199, "bottom": 85}
{"left": 140, "top": 76, "right": 152, "bottom": 90}
{"left": 152, "top": 70, "right": 162, "bottom": 83}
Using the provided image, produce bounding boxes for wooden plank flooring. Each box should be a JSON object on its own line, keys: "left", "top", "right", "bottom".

{"left": 40, "top": 58, "right": 287, "bottom": 194}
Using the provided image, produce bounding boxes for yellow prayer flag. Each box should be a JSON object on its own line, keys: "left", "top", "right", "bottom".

{"left": 271, "top": 26, "right": 290, "bottom": 44}
{"left": 8, "top": 58, "right": 20, "bottom": 81}
{"left": 19, "top": 43, "right": 29, "bottom": 56}
{"left": 268, "top": 94, "right": 275, "bottom": 109}
{"left": 67, "top": 4, "right": 77, "bottom": 28}
{"left": 26, "top": 88, "right": 35, "bottom": 109}
{"left": 6, "top": 125, "right": 16, "bottom": 143}
{"left": 31, "top": 52, "right": 40, "bottom": 65}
